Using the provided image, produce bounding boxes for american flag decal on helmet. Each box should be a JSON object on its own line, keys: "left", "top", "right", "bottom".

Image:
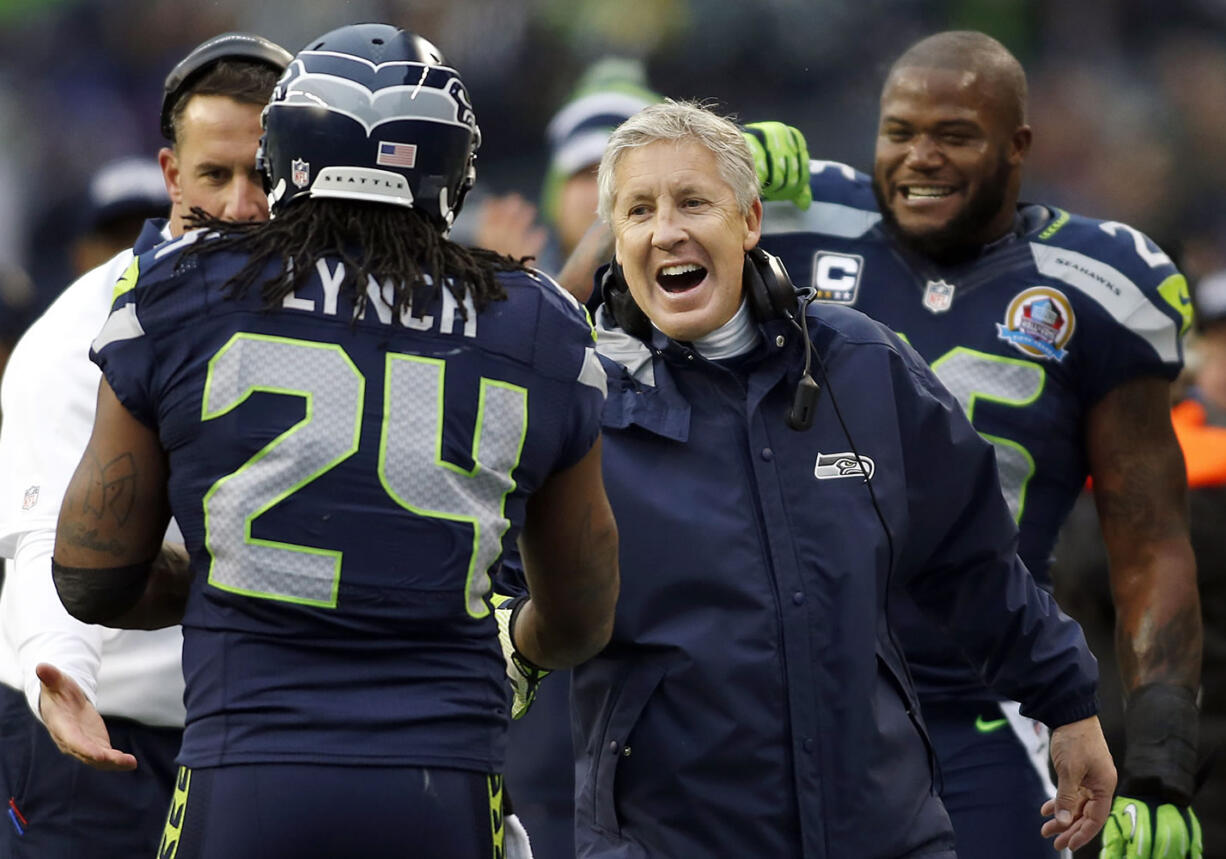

{"left": 376, "top": 142, "right": 417, "bottom": 168}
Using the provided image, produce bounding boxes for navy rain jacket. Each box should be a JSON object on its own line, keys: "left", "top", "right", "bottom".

{"left": 572, "top": 299, "right": 1098, "bottom": 859}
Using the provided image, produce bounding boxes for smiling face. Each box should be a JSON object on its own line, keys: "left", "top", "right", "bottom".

{"left": 872, "top": 64, "right": 1030, "bottom": 260}
{"left": 610, "top": 139, "right": 762, "bottom": 341}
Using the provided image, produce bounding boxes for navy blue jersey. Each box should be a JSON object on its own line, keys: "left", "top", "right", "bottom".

{"left": 90, "top": 230, "right": 606, "bottom": 770}
{"left": 759, "top": 163, "right": 1190, "bottom": 701}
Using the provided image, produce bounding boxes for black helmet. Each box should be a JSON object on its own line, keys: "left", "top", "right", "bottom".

{"left": 258, "top": 23, "right": 480, "bottom": 228}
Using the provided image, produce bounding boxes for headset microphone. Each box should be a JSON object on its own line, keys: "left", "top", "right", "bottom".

{"left": 786, "top": 288, "right": 821, "bottom": 431}
{"left": 787, "top": 374, "right": 820, "bottom": 431}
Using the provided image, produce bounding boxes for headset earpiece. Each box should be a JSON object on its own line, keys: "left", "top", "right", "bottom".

{"left": 743, "top": 247, "right": 799, "bottom": 322}
{"left": 601, "top": 260, "right": 654, "bottom": 342}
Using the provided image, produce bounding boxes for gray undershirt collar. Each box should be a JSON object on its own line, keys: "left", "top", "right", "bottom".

{"left": 692, "top": 298, "right": 762, "bottom": 360}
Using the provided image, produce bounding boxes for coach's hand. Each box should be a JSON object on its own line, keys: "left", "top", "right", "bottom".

{"left": 743, "top": 121, "right": 812, "bottom": 210}
{"left": 36, "top": 662, "right": 137, "bottom": 771}
{"left": 1042, "top": 715, "right": 1117, "bottom": 851}
{"left": 491, "top": 593, "right": 550, "bottom": 719}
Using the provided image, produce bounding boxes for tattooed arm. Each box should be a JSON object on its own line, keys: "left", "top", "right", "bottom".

{"left": 1087, "top": 375, "right": 1202, "bottom": 808}
{"left": 52, "top": 378, "right": 188, "bottom": 629}
{"left": 1088, "top": 376, "right": 1201, "bottom": 691}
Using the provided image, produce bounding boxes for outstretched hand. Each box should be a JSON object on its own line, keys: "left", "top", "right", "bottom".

{"left": 473, "top": 193, "right": 548, "bottom": 261}
{"left": 36, "top": 663, "right": 137, "bottom": 771}
{"left": 1042, "top": 715, "right": 1117, "bottom": 851}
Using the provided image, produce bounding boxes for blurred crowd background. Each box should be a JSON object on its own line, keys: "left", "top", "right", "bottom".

{"left": 2, "top": 0, "right": 1225, "bottom": 322}
{"left": 0, "top": 0, "right": 1225, "bottom": 848}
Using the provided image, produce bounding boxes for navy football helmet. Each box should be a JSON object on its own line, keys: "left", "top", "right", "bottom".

{"left": 258, "top": 24, "right": 480, "bottom": 227}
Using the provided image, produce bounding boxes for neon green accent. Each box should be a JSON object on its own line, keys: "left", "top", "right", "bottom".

{"left": 1037, "top": 208, "right": 1070, "bottom": 241}
{"left": 466, "top": 379, "right": 528, "bottom": 616}
{"left": 1157, "top": 273, "right": 1193, "bottom": 336}
{"left": 895, "top": 331, "right": 910, "bottom": 345}
{"left": 488, "top": 773, "right": 506, "bottom": 854}
{"left": 974, "top": 715, "right": 1009, "bottom": 733}
{"left": 111, "top": 257, "right": 140, "bottom": 305}
{"left": 584, "top": 304, "right": 597, "bottom": 341}
{"left": 157, "top": 766, "right": 191, "bottom": 858}
{"left": 978, "top": 432, "right": 1037, "bottom": 523}
{"left": 377, "top": 355, "right": 528, "bottom": 619}
{"left": 201, "top": 333, "right": 363, "bottom": 608}
{"left": 930, "top": 347, "right": 1045, "bottom": 523}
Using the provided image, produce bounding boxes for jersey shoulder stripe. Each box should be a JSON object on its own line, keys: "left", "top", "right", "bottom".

{"left": 498, "top": 267, "right": 605, "bottom": 394}
{"left": 93, "top": 232, "right": 204, "bottom": 352}
{"left": 92, "top": 302, "right": 145, "bottom": 352}
{"left": 764, "top": 160, "right": 880, "bottom": 239}
{"left": 1029, "top": 211, "right": 1188, "bottom": 363}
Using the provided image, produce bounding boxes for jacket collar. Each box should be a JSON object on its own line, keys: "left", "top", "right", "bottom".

{"left": 134, "top": 218, "right": 173, "bottom": 254}
{"left": 594, "top": 303, "right": 691, "bottom": 441}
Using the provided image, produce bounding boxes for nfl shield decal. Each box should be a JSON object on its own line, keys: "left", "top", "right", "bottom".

{"left": 997, "top": 287, "right": 1076, "bottom": 361}
{"left": 922, "top": 279, "right": 955, "bottom": 313}
{"left": 291, "top": 159, "right": 310, "bottom": 188}
{"left": 22, "top": 485, "right": 38, "bottom": 511}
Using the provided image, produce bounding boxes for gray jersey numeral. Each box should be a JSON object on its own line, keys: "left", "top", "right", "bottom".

{"left": 930, "top": 347, "right": 1045, "bottom": 521}
{"left": 200, "top": 334, "right": 526, "bottom": 616}
{"left": 378, "top": 355, "right": 527, "bottom": 617}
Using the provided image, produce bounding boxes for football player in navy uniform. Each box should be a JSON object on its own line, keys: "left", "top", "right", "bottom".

{"left": 48, "top": 24, "right": 618, "bottom": 859}
{"left": 756, "top": 30, "right": 1202, "bottom": 859}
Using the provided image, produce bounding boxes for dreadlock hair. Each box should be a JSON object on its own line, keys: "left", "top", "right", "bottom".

{"left": 180, "top": 199, "right": 528, "bottom": 319}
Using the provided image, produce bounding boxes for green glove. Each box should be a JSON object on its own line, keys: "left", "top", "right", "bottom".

{"left": 1099, "top": 796, "right": 1202, "bottom": 858}
{"left": 491, "top": 592, "right": 550, "bottom": 719}
{"left": 743, "top": 121, "right": 812, "bottom": 210}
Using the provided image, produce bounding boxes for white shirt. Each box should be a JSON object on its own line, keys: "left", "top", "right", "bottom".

{"left": 0, "top": 228, "right": 186, "bottom": 727}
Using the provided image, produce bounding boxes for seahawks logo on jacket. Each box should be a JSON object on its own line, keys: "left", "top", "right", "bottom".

{"left": 814, "top": 452, "right": 875, "bottom": 481}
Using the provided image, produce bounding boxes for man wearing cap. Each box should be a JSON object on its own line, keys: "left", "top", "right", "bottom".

{"left": 69, "top": 157, "right": 171, "bottom": 280}
{"left": 0, "top": 32, "right": 289, "bottom": 857}
{"left": 467, "top": 58, "right": 661, "bottom": 308}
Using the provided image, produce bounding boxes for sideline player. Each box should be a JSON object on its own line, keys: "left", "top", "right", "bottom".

{"left": 51, "top": 24, "right": 618, "bottom": 859}
{"left": 757, "top": 30, "right": 1202, "bottom": 859}
{"left": 0, "top": 32, "right": 289, "bottom": 857}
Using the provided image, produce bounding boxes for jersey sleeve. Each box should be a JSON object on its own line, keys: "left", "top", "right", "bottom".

{"left": 762, "top": 160, "right": 881, "bottom": 243}
{"left": 89, "top": 253, "right": 163, "bottom": 428}
{"left": 529, "top": 268, "right": 607, "bottom": 472}
{"left": 1032, "top": 217, "right": 1190, "bottom": 405}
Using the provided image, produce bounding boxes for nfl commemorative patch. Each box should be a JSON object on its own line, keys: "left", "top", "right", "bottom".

{"left": 997, "top": 287, "right": 1076, "bottom": 361}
